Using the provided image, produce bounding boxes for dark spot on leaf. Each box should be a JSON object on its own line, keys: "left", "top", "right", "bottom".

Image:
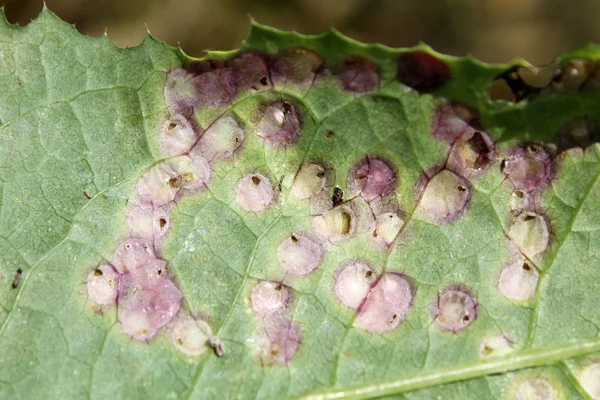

{"left": 290, "top": 235, "right": 298, "bottom": 243}
{"left": 397, "top": 51, "right": 451, "bottom": 93}
{"left": 260, "top": 76, "right": 268, "bottom": 86}
{"left": 457, "top": 185, "right": 466, "bottom": 192}
{"left": 316, "top": 171, "right": 325, "bottom": 179}
{"left": 159, "top": 218, "right": 167, "bottom": 229}
{"left": 522, "top": 263, "right": 531, "bottom": 271}
{"left": 167, "top": 122, "right": 177, "bottom": 131}
{"left": 524, "top": 214, "right": 536, "bottom": 222}
{"left": 365, "top": 270, "right": 373, "bottom": 279}
{"left": 325, "top": 130, "right": 335, "bottom": 138}
{"left": 94, "top": 269, "right": 103, "bottom": 277}
{"left": 252, "top": 176, "right": 261, "bottom": 185}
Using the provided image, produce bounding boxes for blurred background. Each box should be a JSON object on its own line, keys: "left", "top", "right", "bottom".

{"left": 1, "top": 0, "right": 598, "bottom": 65}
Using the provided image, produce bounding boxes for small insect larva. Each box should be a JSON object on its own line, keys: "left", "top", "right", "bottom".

{"left": 11, "top": 268, "right": 23, "bottom": 289}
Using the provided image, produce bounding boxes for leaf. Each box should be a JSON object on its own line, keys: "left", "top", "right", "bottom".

{"left": 1, "top": 7, "right": 600, "bottom": 400}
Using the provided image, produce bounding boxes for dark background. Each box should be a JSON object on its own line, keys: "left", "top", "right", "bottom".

{"left": 1, "top": 0, "right": 598, "bottom": 64}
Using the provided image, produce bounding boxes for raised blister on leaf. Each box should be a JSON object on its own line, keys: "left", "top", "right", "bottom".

{"left": 117, "top": 270, "right": 182, "bottom": 341}
{"left": 373, "top": 213, "right": 404, "bottom": 245}
{"left": 164, "top": 68, "right": 200, "bottom": 113}
{"left": 250, "top": 280, "right": 292, "bottom": 316}
{"left": 498, "top": 260, "right": 539, "bottom": 301}
{"left": 397, "top": 51, "right": 451, "bottom": 93}
{"left": 313, "top": 206, "right": 355, "bottom": 242}
{"left": 270, "top": 47, "right": 323, "bottom": 86}
{"left": 137, "top": 156, "right": 210, "bottom": 206}
{"left": 256, "top": 315, "right": 301, "bottom": 365}
{"left": 448, "top": 130, "right": 496, "bottom": 174}
{"left": 433, "top": 103, "right": 476, "bottom": 144}
{"left": 580, "top": 362, "right": 600, "bottom": 399}
{"left": 419, "top": 169, "right": 471, "bottom": 222}
{"left": 508, "top": 212, "right": 550, "bottom": 259}
{"left": 435, "top": 286, "right": 477, "bottom": 333}
{"left": 514, "top": 377, "right": 559, "bottom": 400}
{"left": 227, "top": 51, "right": 271, "bottom": 91}
{"left": 193, "top": 63, "right": 238, "bottom": 107}
{"left": 159, "top": 113, "right": 199, "bottom": 156}
{"left": 337, "top": 55, "right": 379, "bottom": 93}
{"left": 334, "top": 261, "right": 376, "bottom": 309}
{"left": 112, "top": 238, "right": 156, "bottom": 273}
{"left": 349, "top": 156, "right": 397, "bottom": 201}
{"left": 236, "top": 173, "right": 276, "bottom": 212}
{"left": 502, "top": 144, "right": 554, "bottom": 193}
{"left": 194, "top": 115, "right": 245, "bottom": 161}
{"left": 355, "top": 273, "right": 413, "bottom": 334}
{"left": 479, "top": 334, "right": 515, "bottom": 357}
{"left": 86, "top": 264, "right": 119, "bottom": 305}
{"left": 127, "top": 203, "right": 170, "bottom": 240}
{"left": 255, "top": 100, "right": 303, "bottom": 147}
{"left": 277, "top": 233, "right": 323, "bottom": 276}
{"left": 171, "top": 317, "right": 211, "bottom": 357}
{"left": 291, "top": 163, "right": 327, "bottom": 199}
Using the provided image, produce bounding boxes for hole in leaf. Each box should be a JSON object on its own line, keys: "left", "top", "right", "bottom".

{"left": 252, "top": 176, "right": 261, "bottom": 185}
{"left": 167, "top": 122, "right": 177, "bottom": 131}
{"left": 522, "top": 263, "right": 531, "bottom": 271}
{"left": 290, "top": 235, "right": 298, "bottom": 243}
{"left": 316, "top": 171, "right": 325, "bottom": 179}
{"left": 260, "top": 76, "right": 268, "bottom": 86}
{"left": 457, "top": 185, "right": 466, "bottom": 192}
{"left": 94, "top": 269, "right": 103, "bottom": 277}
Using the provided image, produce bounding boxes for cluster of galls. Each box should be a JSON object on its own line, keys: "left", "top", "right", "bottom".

{"left": 82, "top": 44, "right": 564, "bottom": 367}
{"left": 83, "top": 46, "right": 383, "bottom": 361}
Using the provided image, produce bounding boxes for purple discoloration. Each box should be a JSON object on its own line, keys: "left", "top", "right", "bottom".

{"left": 227, "top": 52, "right": 272, "bottom": 92}
{"left": 112, "top": 238, "right": 155, "bottom": 274}
{"left": 349, "top": 156, "right": 397, "bottom": 201}
{"left": 164, "top": 69, "right": 201, "bottom": 114}
{"left": 355, "top": 272, "right": 413, "bottom": 334}
{"left": 337, "top": 56, "right": 380, "bottom": 93}
{"left": 502, "top": 144, "right": 554, "bottom": 193}
{"left": 257, "top": 315, "right": 302, "bottom": 365}
{"left": 433, "top": 103, "right": 477, "bottom": 144}
{"left": 250, "top": 280, "right": 293, "bottom": 317}
{"left": 435, "top": 286, "right": 477, "bottom": 333}
{"left": 397, "top": 51, "right": 451, "bottom": 93}
{"left": 255, "top": 100, "right": 303, "bottom": 147}
{"left": 117, "top": 264, "right": 182, "bottom": 341}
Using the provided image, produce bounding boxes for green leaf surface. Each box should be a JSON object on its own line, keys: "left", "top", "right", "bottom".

{"left": 1, "top": 7, "right": 600, "bottom": 400}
